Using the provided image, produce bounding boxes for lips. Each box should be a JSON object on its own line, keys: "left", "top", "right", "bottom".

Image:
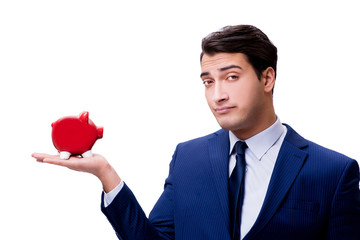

{"left": 214, "top": 106, "right": 235, "bottom": 114}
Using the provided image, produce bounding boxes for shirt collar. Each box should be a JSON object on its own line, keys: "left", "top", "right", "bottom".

{"left": 229, "top": 117, "right": 285, "bottom": 160}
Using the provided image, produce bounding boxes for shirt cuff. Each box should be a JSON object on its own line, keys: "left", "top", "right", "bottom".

{"left": 103, "top": 180, "right": 124, "bottom": 208}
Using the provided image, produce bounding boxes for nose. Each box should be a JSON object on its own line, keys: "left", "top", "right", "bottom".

{"left": 213, "top": 82, "right": 229, "bottom": 103}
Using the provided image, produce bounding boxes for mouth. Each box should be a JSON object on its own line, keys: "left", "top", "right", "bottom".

{"left": 214, "top": 106, "right": 235, "bottom": 115}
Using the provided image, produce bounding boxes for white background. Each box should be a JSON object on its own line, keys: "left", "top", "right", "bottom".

{"left": 0, "top": 0, "right": 359, "bottom": 239}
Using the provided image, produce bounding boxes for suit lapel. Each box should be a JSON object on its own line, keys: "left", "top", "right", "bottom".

{"left": 208, "top": 129, "right": 231, "bottom": 231}
{"left": 244, "top": 124, "right": 308, "bottom": 240}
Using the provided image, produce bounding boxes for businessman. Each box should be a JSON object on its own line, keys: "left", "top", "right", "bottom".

{"left": 33, "top": 25, "right": 360, "bottom": 240}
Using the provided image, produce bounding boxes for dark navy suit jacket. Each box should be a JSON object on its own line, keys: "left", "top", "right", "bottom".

{"left": 101, "top": 124, "right": 360, "bottom": 239}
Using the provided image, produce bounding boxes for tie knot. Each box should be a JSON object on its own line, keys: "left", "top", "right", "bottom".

{"left": 234, "top": 141, "right": 247, "bottom": 156}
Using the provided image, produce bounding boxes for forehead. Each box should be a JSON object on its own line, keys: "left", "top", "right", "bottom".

{"left": 201, "top": 53, "right": 250, "bottom": 71}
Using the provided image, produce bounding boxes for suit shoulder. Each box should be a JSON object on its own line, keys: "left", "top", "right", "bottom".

{"left": 176, "top": 129, "right": 227, "bottom": 150}
{"left": 306, "top": 139, "right": 355, "bottom": 164}
{"left": 285, "top": 124, "right": 356, "bottom": 165}
{"left": 168, "top": 129, "right": 227, "bottom": 170}
{"left": 303, "top": 139, "right": 358, "bottom": 177}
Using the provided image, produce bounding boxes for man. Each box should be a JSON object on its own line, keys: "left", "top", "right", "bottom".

{"left": 32, "top": 25, "right": 360, "bottom": 240}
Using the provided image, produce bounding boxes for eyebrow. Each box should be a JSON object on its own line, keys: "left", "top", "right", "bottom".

{"left": 200, "top": 65, "right": 242, "bottom": 78}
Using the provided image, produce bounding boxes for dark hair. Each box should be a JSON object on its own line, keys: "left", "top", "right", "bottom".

{"left": 200, "top": 25, "right": 277, "bottom": 80}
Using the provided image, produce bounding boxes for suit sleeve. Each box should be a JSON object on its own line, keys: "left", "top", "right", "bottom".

{"left": 327, "top": 159, "right": 360, "bottom": 239}
{"left": 100, "top": 148, "right": 178, "bottom": 240}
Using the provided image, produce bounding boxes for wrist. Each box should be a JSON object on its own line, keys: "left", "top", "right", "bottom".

{"left": 97, "top": 162, "right": 121, "bottom": 193}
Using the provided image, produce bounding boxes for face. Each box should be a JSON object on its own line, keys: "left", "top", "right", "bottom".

{"left": 200, "top": 52, "right": 274, "bottom": 139}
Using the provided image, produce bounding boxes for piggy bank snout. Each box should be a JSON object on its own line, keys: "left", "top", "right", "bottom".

{"left": 97, "top": 127, "right": 104, "bottom": 139}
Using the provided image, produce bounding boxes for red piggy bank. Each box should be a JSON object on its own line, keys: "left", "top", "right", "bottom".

{"left": 51, "top": 111, "right": 103, "bottom": 159}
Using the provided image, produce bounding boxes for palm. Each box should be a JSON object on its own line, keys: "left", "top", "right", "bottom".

{"left": 32, "top": 153, "right": 107, "bottom": 177}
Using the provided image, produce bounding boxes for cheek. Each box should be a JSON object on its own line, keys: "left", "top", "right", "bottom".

{"left": 231, "top": 82, "right": 261, "bottom": 107}
{"left": 204, "top": 89, "right": 213, "bottom": 105}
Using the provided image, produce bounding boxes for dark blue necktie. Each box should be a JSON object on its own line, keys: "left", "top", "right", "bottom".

{"left": 229, "top": 141, "right": 248, "bottom": 240}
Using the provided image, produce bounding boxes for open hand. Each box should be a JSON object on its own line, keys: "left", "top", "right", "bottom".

{"left": 32, "top": 152, "right": 121, "bottom": 193}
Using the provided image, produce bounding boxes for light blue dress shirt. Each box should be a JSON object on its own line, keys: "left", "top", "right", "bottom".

{"left": 229, "top": 118, "right": 286, "bottom": 239}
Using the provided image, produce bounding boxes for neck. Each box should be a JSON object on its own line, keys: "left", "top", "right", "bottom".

{"left": 231, "top": 110, "right": 277, "bottom": 140}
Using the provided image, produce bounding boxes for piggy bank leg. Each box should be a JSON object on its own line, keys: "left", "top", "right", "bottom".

{"left": 82, "top": 150, "right": 92, "bottom": 158}
{"left": 60, "top": 151, "right": 71, "bottom": 159}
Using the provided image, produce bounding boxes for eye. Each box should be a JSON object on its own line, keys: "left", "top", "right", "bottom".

{"left": 202, "top": 80, "right": 214, "bottom": 87}
{"left": 227, "top": 75, "right": 239, "bottom": 81}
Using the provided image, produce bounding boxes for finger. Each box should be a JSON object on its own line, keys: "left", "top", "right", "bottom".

{"left": 43, "top": 156, "right": 81, "bottom": 169}
{"left": 43, "top": 157, "right": 71, "bottom": 167}
{"left": 32, "top": 153, "right": 59, "bottom": 162}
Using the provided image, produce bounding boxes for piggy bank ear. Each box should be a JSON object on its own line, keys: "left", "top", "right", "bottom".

{"left": 79, "top": 111, "right": 89, "bottom": 123}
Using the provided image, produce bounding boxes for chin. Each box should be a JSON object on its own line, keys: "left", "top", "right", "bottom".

{"left": 217, "top": 120, "right": 241, "bottom": 132}
{"left": 215, "top": 115, "right": 249, "bottom": 132}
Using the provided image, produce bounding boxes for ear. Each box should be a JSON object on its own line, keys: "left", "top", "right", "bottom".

{"left": 79, "top": 111, "right": 89, "bottom": 123}
{"left": 262, "top": 67, "right": 276, "bottom": 94}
